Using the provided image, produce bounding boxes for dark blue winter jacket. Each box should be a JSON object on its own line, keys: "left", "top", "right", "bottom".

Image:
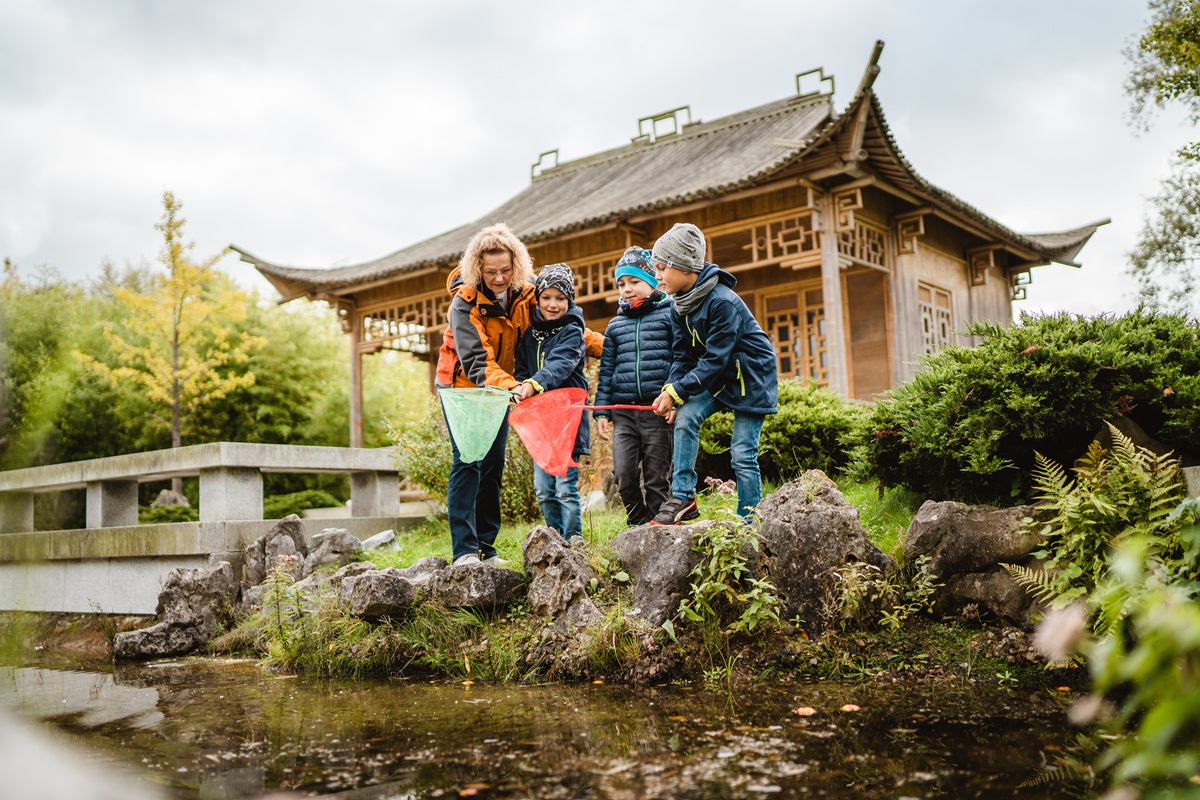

{"left": 514, "top": 305, "right": 590, "bottom": 458}
{"left": 665, "top": 263, "right": 779, "bottom": 416}
{"left": 593, "top": 292, "right": 675, "bottom": 420}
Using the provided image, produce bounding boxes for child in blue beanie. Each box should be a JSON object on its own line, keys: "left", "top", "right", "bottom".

{"left": 594, "top": 247, "right": 676, "bottom": 526}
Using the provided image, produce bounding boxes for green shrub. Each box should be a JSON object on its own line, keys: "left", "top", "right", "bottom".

{"left": 263, "top": 490, "right": 342, "bottom": 520}
{"left": 138, "top": 504, "right": 198, "bottom": 524}
{"left": 862, "top": 310, "right": 1200, "bottom": 505}
{"left": 391, "top": 395, "right": 540, "bottom": 522}
{"left": 697, "top": 380, "right": 868, "bottom": 483}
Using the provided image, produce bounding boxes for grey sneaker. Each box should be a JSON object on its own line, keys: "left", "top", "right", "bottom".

{"left": 481, "top": 554, "right": 509, "bottom": 566}
{"left": 452, "top": 554, "right": 481, "bottom": 567}
{"left": 651, "top": 497, "right": 700, "bottom": 526}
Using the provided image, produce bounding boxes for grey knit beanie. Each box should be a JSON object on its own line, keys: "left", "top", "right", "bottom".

{"left": 535, "top": 262, "right": 576, "bottom": 304}
{"left": 652, "top": 222, "right": 706, "bottom": 273}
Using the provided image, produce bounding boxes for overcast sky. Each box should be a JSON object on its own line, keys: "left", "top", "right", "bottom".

{"left": 0, "top": 1, "right": 1192, "bottom": 317}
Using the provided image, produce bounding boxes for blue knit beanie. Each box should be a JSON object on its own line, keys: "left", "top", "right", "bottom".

{"left": 613, "top": 247, "right": 657, "bottom": 289}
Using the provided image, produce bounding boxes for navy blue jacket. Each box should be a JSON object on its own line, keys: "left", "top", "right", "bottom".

{"left": 666, "top": 263, "right": 779, "bottom": 415}
{"left": 593, "top": 293, "right": 675, "bottom": 420}
{"left": 514, "top": 305, "right": 590, "bottom": 458}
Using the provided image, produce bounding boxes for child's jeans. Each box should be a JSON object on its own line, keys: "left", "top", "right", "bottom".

{"left": 671, "top": 391, "right": 764, "bottom": 518}
{"left": 533, "top": 465, "right": 582, "bottom": 539}
{"left": 610, "top": 409, "right": 673, "bottom": 526}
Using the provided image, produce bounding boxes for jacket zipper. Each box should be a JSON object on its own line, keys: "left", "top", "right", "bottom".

{"left": 737, "top": 358, "right": 745, "bottom": 395}
{"left": 635, "top": 318, "right": 643, "bottom": 401}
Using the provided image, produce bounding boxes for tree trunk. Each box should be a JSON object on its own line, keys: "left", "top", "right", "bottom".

{"left": 171, "top": 334, "right": 182, "bottom": 495}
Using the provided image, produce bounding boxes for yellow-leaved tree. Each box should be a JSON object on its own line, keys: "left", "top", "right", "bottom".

{"left": 83, "top": 192, "right": 265, "bottom": 488}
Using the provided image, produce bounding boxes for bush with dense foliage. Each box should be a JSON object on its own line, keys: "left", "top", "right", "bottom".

{"left": 697, "top": 379, "right": 868, "bottom": 483}
{"left": 263, "top": 490, "right": 342, "bottom": 520}
{"left": 391, "top": 395, "right": 540, "bottom": 522}
{"left": 861, "top": 310, "right": 1200, "bottom": 505}
{"left": 138, "top": 504, "right": 199, "bottom": 524}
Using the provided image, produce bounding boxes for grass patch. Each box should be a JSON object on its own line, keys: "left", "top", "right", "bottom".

{"left": 835, "top": 477, "right": 922, "bottom": 556}
{"left": 362, "top": 508, "right": 631, "bottom": 572}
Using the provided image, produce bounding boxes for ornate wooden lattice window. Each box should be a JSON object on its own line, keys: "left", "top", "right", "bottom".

{"left": 708, "top": 209, "right": 821, "bottom": 271}
{"left": 359, "top": 291, "right": 448, "bottom": 354}
{"left": 836, "top": 221, "right": 887, "bottom": 269}
{"left": 572, "top": 251, "right": 625, "bottom": 303}
{"left": 761, "top": 286, "right": 828, "bottom": 385}
{"left": 918, "top": 282, "right": 953, "bottom": 355}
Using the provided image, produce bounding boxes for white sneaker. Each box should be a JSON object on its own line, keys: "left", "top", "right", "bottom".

{"left": 482, "top": 554, "right": 509, "bottom": 566}
{"left": 452, "top": 554, "right": 481, "bottom": 567}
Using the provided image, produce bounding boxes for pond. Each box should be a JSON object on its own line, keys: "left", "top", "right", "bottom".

{"left": 1, "top": 657, "right": 1082, "bottom": 799}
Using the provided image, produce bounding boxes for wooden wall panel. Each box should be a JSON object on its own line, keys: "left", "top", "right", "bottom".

{"left": 846, "top": 269, "right": 891, "bottom": 401}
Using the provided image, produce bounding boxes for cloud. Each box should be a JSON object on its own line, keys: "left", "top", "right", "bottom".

{"left": 0, "top": 0, "right": 1190, "bottom": 320}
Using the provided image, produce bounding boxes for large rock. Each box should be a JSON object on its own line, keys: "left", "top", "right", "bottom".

{"left": 523, "top": 526, "right": 601, "bottom": 632}
{"left": 427, "top": 561, "right": 525, "bottom": 612}
{"left": 904, "top": 501, "right": 1040, "bottom": 578}
{"left": 904, "top": 500, "right": 1047, "bottom": 627}
{"left": 611, "top": 523, "right": 705, "bottom": 626}
{"left": 345, "top": 569, "right": 423, "bottom": 619}
{"left": 302, "top": 528, "right": 363, "bottom": 578}
{"left": 292, "top": 561, "right": 377, "bottom": 603}
{"left": 243, "top": 515, "right": 309, "bottom": 585}
{"left": 937, "top": 570, "right": 1040, "bottom": 627}
{"left": 361, "top": 530, "right": 397, "bottom": 551}
{"left": 340, "top": 557, "right": 448, "bottom": 610}
{"left": 113, "top": 562, "right": 239, "bottom": 660}
{"left": 757, "top": 471, "right": 895, "bottom": 634}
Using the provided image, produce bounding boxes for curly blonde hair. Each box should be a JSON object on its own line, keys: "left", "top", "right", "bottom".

{"left": 458, "top": 222, "right": 534, "bottom": 292}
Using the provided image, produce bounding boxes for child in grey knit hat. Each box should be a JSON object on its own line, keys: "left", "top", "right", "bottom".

{"left": 650, "top": 223, "right": 779, "bottom": 526}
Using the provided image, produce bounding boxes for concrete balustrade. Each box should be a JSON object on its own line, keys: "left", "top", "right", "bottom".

{"left": 0, "top": 443, "right": 422, "bottom": 614}
{"left": 0, "top": 442, "right": 402, "bottom": 533}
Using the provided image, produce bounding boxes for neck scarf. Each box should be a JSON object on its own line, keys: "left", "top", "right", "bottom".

{"left": 673, "top": 273, "right": 719, "bottom": 316}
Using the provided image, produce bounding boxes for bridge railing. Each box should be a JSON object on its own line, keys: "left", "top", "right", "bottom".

{"left": 0, "top": 442, "right": 402, "bottom": 534}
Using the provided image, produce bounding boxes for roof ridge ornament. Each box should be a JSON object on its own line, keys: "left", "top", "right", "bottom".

{"left": 795, "top": 68, "right": 835, "bottom": 99}
{"left": 531, "top": 149, "right": 559, "bottom": 180}
{"left": 631, "top": 106, "right": 692, "bottom": 144}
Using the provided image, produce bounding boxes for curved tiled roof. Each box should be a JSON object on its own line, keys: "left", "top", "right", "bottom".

{"left": 235, "top": 82, "right": 1106, "bottom": 297}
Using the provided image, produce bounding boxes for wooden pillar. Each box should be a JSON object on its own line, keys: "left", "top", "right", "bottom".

{"left": 349, "top": 306, "right": 364, "bottom": 448}
{"left": 819, "top": 192, "right": 850, "bottom": 397}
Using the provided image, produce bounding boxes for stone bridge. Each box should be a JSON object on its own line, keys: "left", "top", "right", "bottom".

{"left": 0, "top": 443, "right": 422, "bottom": 614}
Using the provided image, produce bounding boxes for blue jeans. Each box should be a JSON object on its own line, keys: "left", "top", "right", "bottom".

{"left": 671, "top": 391, "right": 765, "bottom": 518}
{"left": 444, "top": 406, "right": 508, "bottom": 562}
{"left": 533, "top": 465, "right": 581, "bottom": 539}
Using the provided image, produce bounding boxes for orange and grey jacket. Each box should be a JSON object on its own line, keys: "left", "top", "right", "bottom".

{"left": 435, "top": 268, "right": 603, "bottom": 390}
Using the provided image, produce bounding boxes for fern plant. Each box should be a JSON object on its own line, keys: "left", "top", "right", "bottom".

{"left": 1022, "top": 422, "right": 1187, "bottom": 608}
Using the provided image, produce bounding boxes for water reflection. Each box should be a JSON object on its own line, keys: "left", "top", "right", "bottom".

{"left": 1, "top": 658, "right": 1079, "bottom": 799}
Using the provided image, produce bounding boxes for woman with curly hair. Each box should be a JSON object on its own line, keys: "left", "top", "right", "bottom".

{"left": 435, "top": 223, "right": 601, "bottom": 566}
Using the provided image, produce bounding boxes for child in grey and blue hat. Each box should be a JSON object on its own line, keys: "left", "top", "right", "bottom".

{"left": 649, "top": 223, "right": 779, "bottom": 525}
{"left": 594, "top": 247, "right": 676, "bottom": 526}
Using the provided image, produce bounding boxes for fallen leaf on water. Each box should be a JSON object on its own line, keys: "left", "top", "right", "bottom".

{"left": 911, "top": 713, "right": 926, "bottom": 719}
{"left": 592, "top": 679, "right": 604, "bottom": 684}
{"left": 840, "top": 704, "right": 861, "bottom": 712}
{"left": 1056, "top": 686, "right": 1072, "bottom": 692}
{"left": 794, "top": 706, "right": 817, "bottom": 716}
{"left": 669, "top": 715, "right": 687, "bottom": 721}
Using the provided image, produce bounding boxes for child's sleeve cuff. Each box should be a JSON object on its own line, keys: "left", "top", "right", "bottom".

{"left": 523, "top": 378, "right": 544, "bottom": 394}
{"left": 664, "top": 384, "right": 685, "bottom": 406}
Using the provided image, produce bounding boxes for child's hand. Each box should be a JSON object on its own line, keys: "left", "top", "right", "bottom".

{"left": 664, "top": 408, "right": 676, "bottom": 425}
{"left": 597, "top": 417, "right": 611, "bottom": 440}
{"left": 514, "top": 383, "right": 535, "bottom": 402}
{"left": 652, "top": 391, "right": 675, "bottom": 417}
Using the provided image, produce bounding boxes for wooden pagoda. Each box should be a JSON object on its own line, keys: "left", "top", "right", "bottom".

{"left": 234, "top": 43, "right": 1108, "bottom": 446}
